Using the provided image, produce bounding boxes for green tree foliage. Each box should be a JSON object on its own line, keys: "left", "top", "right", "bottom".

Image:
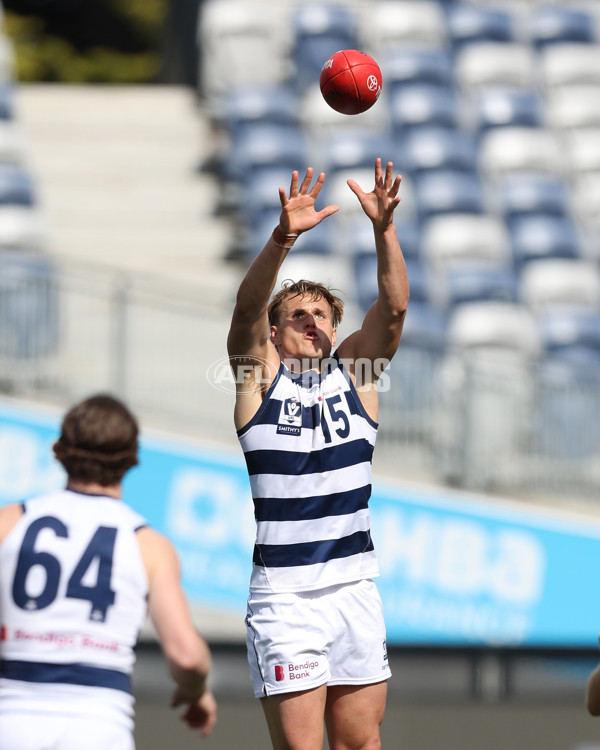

{"left": 3, "top": 0, "right": 169, "bottom": 83}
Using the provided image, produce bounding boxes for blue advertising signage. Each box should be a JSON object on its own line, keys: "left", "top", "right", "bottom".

{"left": 1, "top": 397, "right": 599, "bottom": 647}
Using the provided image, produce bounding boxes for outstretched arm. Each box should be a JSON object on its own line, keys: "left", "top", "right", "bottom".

{"left": 227, "top": 168, "right": 339, "bottom": 429}
{"left": 337, "top": 158, "right": 409, "bottom": 369}
{"left": 227, "top": 167, "right": 339, "bottom": 362}
{"left": 137, "top": 527, "right": 217, "bottom": 737}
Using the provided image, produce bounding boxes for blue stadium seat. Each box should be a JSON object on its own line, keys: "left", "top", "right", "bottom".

{"left": 0, "top": 250, "right": 58, "bottom": 360}
{"left": 354, "top": 253, "right": 429, "bottom": 314}
{"left": 380, "top": 47, "right": 454, "bottom": 93}
{"left": 237, "top": 167, "right": 298, "bottom": 229}
{"left": 446, "top": 5, "right": 514, "bottom": 50}
{"left": 399, "top": 301, "right": 448, "bottom": 352}
{"left": 529, "top": 6, "right": 597, "bottom": 49}
{"left": 413, "top": 169, "right": 484, "bottom": 222}
{"left": 0, "top": 164, "right": 36, "bottom": 206}
{"left": 243, "top": 207, "right": 335, "bottom": 263}
{"left": 467, "top": 87, "right": 543, "bottom": 136}
{"left": 319, "top": 129, "right": 395, "bottom": 176}
{"left": 0, "top": 85, "right": 13, "bottom": 120}
{"left": 538, "top": 309, "right": 600, "bottom": 361}
{"left": 223, "top": 122, "right": 307, "bottom": 182}
{"left": 339, "top": 216, "right": 421, "bottom": 262}
{"left": 442, "top": 266, "right": 519, "bottom": 309}
{"left": 389, "top": 84, "right": 457, "bottom": 135}
{"left": 509, "top": 215, "right": 581, "bottom": 268}
{"left": 290, "top": 4, "right": 358, "bottom": 92}
{"left": 218, "top": 85, "right": 299, "bottom": 140}
{"left": 495, "top": 173, "right": 570, "bottom": 223}
{"left": 400, "top": 127, "right": 478, "bottom": 176}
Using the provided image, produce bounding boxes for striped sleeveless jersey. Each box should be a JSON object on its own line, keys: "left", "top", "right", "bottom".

{"left": 238, "top": 354, "right": 380, "bottom": 593}
{"left": 0, "top": 489, "right": 148, "bottom": 726}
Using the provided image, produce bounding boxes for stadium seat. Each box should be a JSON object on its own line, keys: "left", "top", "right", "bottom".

{"left": 412, "top": 170, "right": 485, "bottom": 222}
{"left": 317, "top": 129, "right": 395, "bottom": 178}
{"left": 217, "top": 85, "right": 300, "bottom": 141}
{"left": 389, "top": 84, "right": 457, "bottom": 135}
{"left": 454, "top": 42, "right": 537, "bottom": 94}
{"left": 564, "top": 128, "right": 600, "bottom": 178}
{"left": 572, "top": 173, "right": 600, "bottom": 226}
{"left": 237, "top": 166, "right": 294, "bottom": 223}
{"left": 528, "top": 6, "right": 597, "bottom": 49}
{"left": 361, "top": 1, "right": 447, "bottom": 54}
{"left": 539, "top": 43, "right": 600, "bottom": 91}
{"left": 447, "top": 301, "right": 541, "bottom": 357}
{"left": 0, "top": 206, "right": 46, "bottom": 251}
{"left": 421, "top": 213, "right": 511, "bottom": 272}
{"left": 493, "top": 173, "right": 571, "bottom": 223}
{"left": 354, "top": 253, "right": 429, "bottom": 313}
{"left": 197, "top": 0, "right": 289, "bottom": 104}
{"left": 333, "top": 215, "right": 421, "bottom": 262}
{"left": 325, "top": 168, "right": 417, "bottom": 224}
{"left": 537, "top": 308, "right": 600, "bottom": 361}
{"left": 396, "top": 300, "right": 448, "bottom": 351}
{"left": 546, "top": 86, "right": 600, "bottom": 131}
{"left": 0, "top": 249, "right": 58, "bottom": 360}
{"left": 0, "top": 164, "right": 35, "bottom": 205}
{"left": 478, "top": 127, "right": 563, "bottom": 179}
{"left": 290, "top": 4, "right": 359, "bottom": 93}
{"left": 0, "top": 122, "right": 26, "bottom": 164}
{"left": 223, "top": 122, "right": 307, "bottom": 182}
{"left": 299, "top": 83, "right": 385, "bottom": 138}
{"left": 0, "top": 85, "right": 13, "bottom": 120}
{"left": 275, "top": 249, "right": 353, "bottom": 298}
{"left": 519, "top": 259, "right": 600, "bottom": 313}
{"left": 463, "top": 87, "right": 543, "bottom": 136}
{"left": 379, "top": 47, "right": 454, "bottom": 94}
{"left": 399, "top": 127, "right": 478, "bottom": 176}
{"left": 446, "top": 5, "right": 515, "bottom": 50}
{"left": 440, "top": 266, "right": 519, "bottom": 310}
{"left": 509, "top": 215, "right": 581, "bottom": 268}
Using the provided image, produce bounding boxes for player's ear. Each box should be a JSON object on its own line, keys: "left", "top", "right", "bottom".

{"left": 270, "top": 325, "right": 280, "bottom": 347}
{"left": 332, "top": 328, "right": 337, "bottom": 347}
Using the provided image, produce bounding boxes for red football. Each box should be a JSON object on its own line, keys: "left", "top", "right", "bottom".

{"left": 319, "top": 49, "right": 382, "bottom": 115}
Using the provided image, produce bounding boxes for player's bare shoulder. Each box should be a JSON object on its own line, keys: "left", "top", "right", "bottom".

{"left": 230, "top": 353, "right": 280, "bottom": 430}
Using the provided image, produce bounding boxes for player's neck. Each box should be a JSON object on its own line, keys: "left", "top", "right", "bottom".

{"left": 66, "top": 480, "right": 122, "bottom": 499}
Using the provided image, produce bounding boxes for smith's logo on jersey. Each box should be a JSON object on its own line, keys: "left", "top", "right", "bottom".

{"left": 277, "top": 397, "right": 302, "bottom": 436}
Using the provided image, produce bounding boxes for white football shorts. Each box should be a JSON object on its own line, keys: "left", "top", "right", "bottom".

{"left": 245, "top": 578, "right": 391, "bottom": 698}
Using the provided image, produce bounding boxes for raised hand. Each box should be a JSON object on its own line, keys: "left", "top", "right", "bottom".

{"left": 347, "top": 158, "right": 402, "bottom": 231}
{"left": 278, "top": 167, "right": 339, "bottom": 235}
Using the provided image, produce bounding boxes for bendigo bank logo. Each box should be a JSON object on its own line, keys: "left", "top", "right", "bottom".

{"left": 275, "top": 660, "right": 320, "bottom": 683}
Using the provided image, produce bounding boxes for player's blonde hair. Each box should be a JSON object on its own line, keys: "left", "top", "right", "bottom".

{"left": 268, "top": 280, "right": 344, "bottom": 328}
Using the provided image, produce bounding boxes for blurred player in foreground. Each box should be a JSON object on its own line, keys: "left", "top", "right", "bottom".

{"left": 0, "top": 394, "right": 216, "bottom": 749}
{"left": 228, "top": 158, "right": 409, "bottom": 749}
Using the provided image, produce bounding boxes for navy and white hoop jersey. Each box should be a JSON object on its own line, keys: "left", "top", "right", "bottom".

{"left": 0, "top": 489, "right": 148, "bottom": 731}
{"left": 238, "top": 354, "right": 380, "bottom": 593}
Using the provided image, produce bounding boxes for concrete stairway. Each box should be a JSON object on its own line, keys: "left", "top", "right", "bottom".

{"left": 14, "top": 84, "right": 240, "bottom": 292}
